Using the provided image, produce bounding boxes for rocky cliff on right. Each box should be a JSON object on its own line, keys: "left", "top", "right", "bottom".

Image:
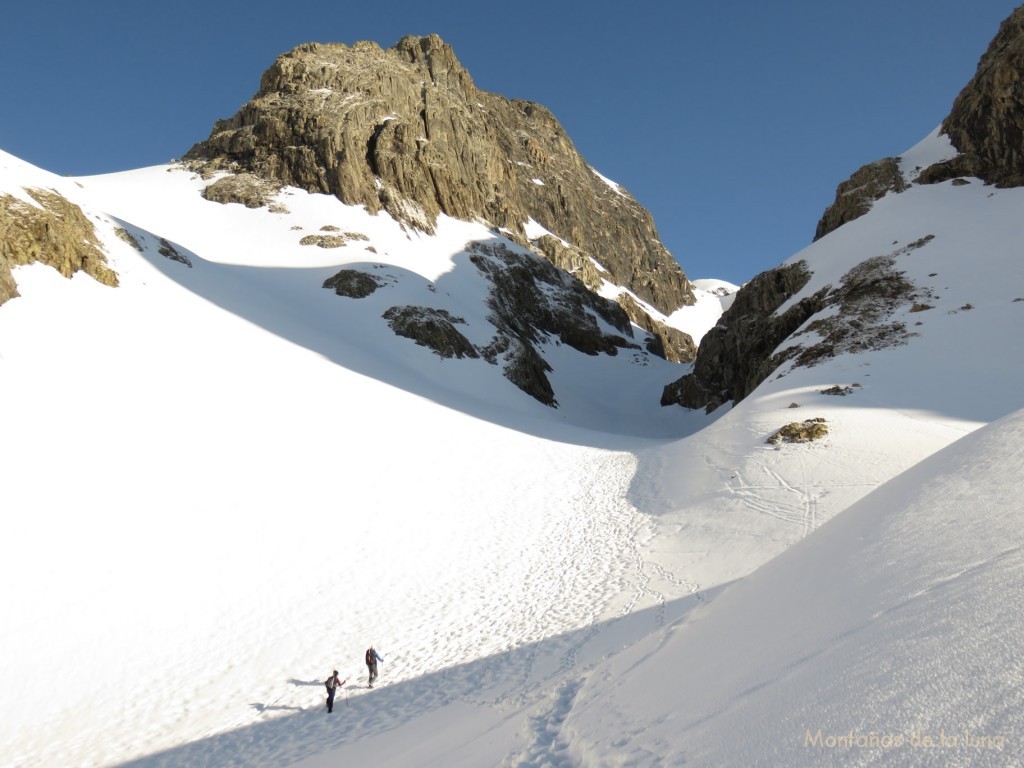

{"left": 663, "top": 4, "right": 1024, "bottom": 413}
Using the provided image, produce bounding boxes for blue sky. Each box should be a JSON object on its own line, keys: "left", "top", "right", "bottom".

{"left": 1, "top": 1, "right": 1019, "bottom": 284}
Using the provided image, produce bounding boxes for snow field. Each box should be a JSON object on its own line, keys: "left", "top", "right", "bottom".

{"left": 0, "top": 242, "right": 695, "bottom": 766}
{"left": 4, "top": 123, "right": 1024, "bottom": 766}
{"left": 563, "top": 407, "right": 1024, "bottom": 767}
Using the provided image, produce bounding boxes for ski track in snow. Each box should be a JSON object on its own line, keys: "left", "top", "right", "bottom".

{"left": 726, "top": 443, "right": 875, "bottom": 537}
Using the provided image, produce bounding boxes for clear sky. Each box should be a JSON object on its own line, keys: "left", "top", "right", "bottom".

{"left": 1, "top": 1, "right": 1019, "bottom": 284}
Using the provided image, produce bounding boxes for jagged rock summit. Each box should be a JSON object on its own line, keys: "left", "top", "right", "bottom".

{"left": 185, "top": 35, "right": 695, "bottom": 341}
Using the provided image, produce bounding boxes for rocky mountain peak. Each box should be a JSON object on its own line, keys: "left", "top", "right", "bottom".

{"left": 184, "top": 35, "right": 695, "bottom": 347}
{"left": 920, "top": 4, "right": 1024, "bottom": 186}
{"left": 392, "top": 34, "right": 475, "bottom": 92}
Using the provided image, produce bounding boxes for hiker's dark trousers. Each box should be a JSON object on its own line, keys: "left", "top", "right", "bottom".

{"left": 368, "top": 663, "right": 378, "bottom": 687}
{"left": 327, "top": 688, "right": 336, "bottom": 712}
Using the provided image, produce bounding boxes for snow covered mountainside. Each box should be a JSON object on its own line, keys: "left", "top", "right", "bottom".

{"left": 0, "top": 146, "right": 718, "bottom": 768}
{"left": 2, "top": 88, "right": 1023, "bottom": 768}
{"left": 3, "top": 121, "right": 1022, "bottom": 766}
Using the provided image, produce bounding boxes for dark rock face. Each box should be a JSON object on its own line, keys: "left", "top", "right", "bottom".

{"left": 323, "top": 269, "right": 383, "bottom": 298}
{"left": 923, "top": 6, "right": 1024, "bottom": 187}
{"left": 468, "top": 241, "right": 638, "bottom": 357}
{"left": 663, "top": 236, "right": 934, "bottom": 412}
{"left": 1, "top": 188, "right": 117, "bottom": 306}
{"left": 158, "top": 238, "right": 192, "bottom": 267}
{"left": 184, "top": 34, "right": 694, "bottom": 317}
{"left": 470, "top": 241, "right": 642, "bottom": 405}
{"left": 662, "top": 262, "right": 826, "bottom": 411}
{"left": 814, "top": 158, "right": 907, "bottom": 241}
{"left": 529, "top": 234, "right": 695, "bottom": 362}
{"left": 382, "top": 306, "right": 479, "bottom": 359}
{"left": 495, "top": 336, "right": 557, "bottom": 407}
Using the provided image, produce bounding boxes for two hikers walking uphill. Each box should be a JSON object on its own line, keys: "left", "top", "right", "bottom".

{"left": 324, "top": 646, "right": 384, "bottom": 712}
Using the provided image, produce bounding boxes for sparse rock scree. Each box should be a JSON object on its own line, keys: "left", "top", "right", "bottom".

{"left": 184, "top": 34, "right": 695, "bottom": 325}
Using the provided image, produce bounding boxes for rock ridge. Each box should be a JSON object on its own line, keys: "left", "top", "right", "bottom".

{"left": 923, "top": 5, "right": 1024, "bottom": 187}
{"left": 817, "top": 7, "right": 1024, "bottom": 237}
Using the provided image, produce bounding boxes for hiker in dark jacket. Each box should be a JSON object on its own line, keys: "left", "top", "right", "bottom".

{"left": 325, "top": 670, "right": 346, "bottom": 713}
{"left": 365, "top": 647, "right": 384, "bottom": 688}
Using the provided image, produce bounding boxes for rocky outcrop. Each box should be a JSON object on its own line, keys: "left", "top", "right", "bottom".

{"left": 467, "top": 241, "right": 639, "bottom": 360}
{"left": 184, "top": 34, "right": 694, "bottom": 317}
{"left": 201, "top": 172, "right": 281, "bottom": 209}
{"left": 328, "top": 240, "right": 648, "bottom": 406}
{"left": 814, "top": 157, "right": 907, "bottom": 240}
{"left": 157, "top": 238, "right": 192, "bottom": 267}
{"left": 1, "top": 188, "right": 117, "bottom": 306}
{"left": 0, "top": 256, "right": 16, "bottom": 305}
{"left": 530, "top": 234, "right": 695, "bottom": 362}
{"left": 821, "top": 7, "right": 1024, "bottom": 213}
{"left": 616, "top": 292, "right": 696, "bottom": 362}
{"left": 921, "top": 6, "right": 1024, "bottom": 187}
{"left": 663, "top": 236, "right": 934, "bottom": 412}
{"left": 767, "top": 418, "right": 829, "bottom": 445}
{"left": 469, "top": 240, "right": 643, "bottom": 404}
{"left": 323, "top": 269, "right": 383, "bottom": 298}
{"left": 781, "top": 252, "right": 921, "bottom": 369}
{"left": 661, "top": 261, "right": 827, "bottom": 411}
{"left": 664, "top": 6, "right": 1024, "bottom": 413}
{"left": 382, "top": 306, "right": 479, "bottom": 359}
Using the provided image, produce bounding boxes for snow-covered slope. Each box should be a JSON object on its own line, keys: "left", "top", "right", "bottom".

{"left": 0, "top": 150, "right": 706, "bottom": 768}
{"left": 566, "top": 405, "right": 1024, "bottom": 767}
{"left": 2, "top": 120, "right": 1023, "bottom": 768}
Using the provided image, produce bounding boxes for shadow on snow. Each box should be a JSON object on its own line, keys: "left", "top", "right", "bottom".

{"left": 111, "top": 592, "right": 721, "bottom": 768}
{"left": 113, "top": 216, "right": 702, "bottom": 449}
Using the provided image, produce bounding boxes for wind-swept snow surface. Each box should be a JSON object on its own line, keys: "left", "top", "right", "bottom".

{"left": 564, "top": 407, "right": 1024, "bottom": 767}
